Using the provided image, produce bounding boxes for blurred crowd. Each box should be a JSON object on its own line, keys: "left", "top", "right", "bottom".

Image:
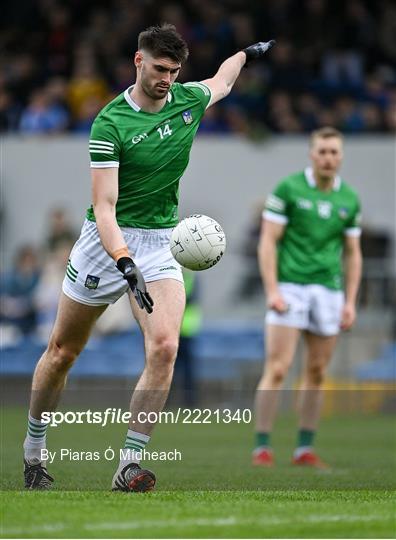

{"left": 1, "top": 0, "right": 395, "bottom": 136}
{"left": 0, "top": 207, "right": 137, "bottom": 343}
{"left": 0, "top": 209, "right": 77, "bottom": 342}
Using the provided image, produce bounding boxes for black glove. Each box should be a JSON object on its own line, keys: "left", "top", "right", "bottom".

{"left": 243, "top": 40, "right": 276, "bottom": 66}
{"left": 116, "top": 257, "right": 154, "bottom": 314}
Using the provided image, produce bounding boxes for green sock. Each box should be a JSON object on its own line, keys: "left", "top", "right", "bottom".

{"left": 297, "top": 429, "right": 315, "bottom": 448}
{"left": 256, "top": 432, "right": 270, "bottom": 448}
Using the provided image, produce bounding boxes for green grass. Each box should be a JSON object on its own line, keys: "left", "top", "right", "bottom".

{"left": 1, "top": 406, "right": 395, "bottom": 538}
{"left": 1, "top": 490, "right": 395, "bottom": 538}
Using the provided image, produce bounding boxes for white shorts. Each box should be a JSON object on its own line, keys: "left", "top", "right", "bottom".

{"left": 266, "top": 282, "right": 344, "bottom": 336}
{"left": 62, "top": 220, "right": 183, "bottom": 306}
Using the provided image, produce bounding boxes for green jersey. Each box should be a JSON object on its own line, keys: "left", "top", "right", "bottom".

{"left": 264, "top": 167, "right": 361, "bottom": 290}
{"left": 87, "top": 82, "right": 211, "bottom": 228}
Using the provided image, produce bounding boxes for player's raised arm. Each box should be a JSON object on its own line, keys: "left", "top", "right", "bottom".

{"left": 202, "top": 40, "right": 276, "bottom": 107}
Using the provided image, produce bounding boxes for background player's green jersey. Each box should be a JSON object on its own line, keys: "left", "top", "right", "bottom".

{"left": 87, "top": 82, "right": 211, "bottom": 228}
{"left": 264, "top": 167, "right": 361, "bottom": 290}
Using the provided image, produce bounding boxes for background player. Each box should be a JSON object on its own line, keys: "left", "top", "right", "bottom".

{"left": 253, "top": 127, "right": 362, "bottom": 468}
{"left": 23, "top": 24, "right": 275, "bottom": 491}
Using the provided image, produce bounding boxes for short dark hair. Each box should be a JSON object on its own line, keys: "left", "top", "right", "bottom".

{"left": 138, "top": 24, "right": 189, "bottom": 64}
{"left": 310, "top": 126, "right": 343, "bottom": 146}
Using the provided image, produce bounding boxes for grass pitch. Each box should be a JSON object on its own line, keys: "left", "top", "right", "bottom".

{"left": 1, "top": 406, "right": 395, "bottom": 538}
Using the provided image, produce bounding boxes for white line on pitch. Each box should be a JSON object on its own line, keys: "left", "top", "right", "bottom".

{"left": 1, "top": 513, "right": 384, "bottom": 535}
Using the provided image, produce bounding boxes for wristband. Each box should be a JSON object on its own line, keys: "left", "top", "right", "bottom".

{"left": 111, "top": 246, "right": 130, "bottom": 262}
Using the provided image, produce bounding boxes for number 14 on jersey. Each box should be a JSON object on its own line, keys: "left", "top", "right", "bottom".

{"left": 157, "top": 124, "right": 173, "bottom": 139}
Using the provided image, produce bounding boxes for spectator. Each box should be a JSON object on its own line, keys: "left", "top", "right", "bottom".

{"left": 296, "top": 93, "right": 321, "bottom": 132}
{"left": 0, "top": 245, "right": 41, "bottom": 336}
{"left": 45, "top": 5, "right": 73, "bottom": 76}
{"left": 334, "top": 97, "right": 365, "bottom": 132}
{"left": 67, "top": 57, "right": 109, "bottom": 122}
{"left": 45, "top": 208, "right": 77, "bottom": 253}
{"left": 378, "top": 0, "right": 396, "bottom": 64}
{"left": 266, "top": 91, "right": 301, "bottom": 133}
{"left": 198, "top": 105, "right": 230, "bottom": 134}
{"left": 270, "top": 40, "right": 308, "bottom": 91}
{"left": 0, "top": 89, "right": 21, "bottom": 132}
{"left": 72, "top": 95, "right": 103, "bottom": 133}
{"left": 34, "top": 240, "right": 73, "bottom": 342}
{"left": 19, "top": 88, "right": 69, "bottom": 134}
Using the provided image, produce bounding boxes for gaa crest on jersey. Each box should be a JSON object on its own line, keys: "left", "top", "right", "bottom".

{"left": 317, "top": 200, "right": 332, "bottom": 219}
{"left": 182, "top": 110, "right": 193, "bottom": 124}
{"left": 85, "top": 274, "right": 100, "bottom": 290}
{"left": 338, "top": 207, "right": 349, "bottom": 220}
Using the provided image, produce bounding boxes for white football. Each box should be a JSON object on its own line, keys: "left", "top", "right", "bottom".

{"left": 170, "top": 214, "right": 226, "bottom": 271}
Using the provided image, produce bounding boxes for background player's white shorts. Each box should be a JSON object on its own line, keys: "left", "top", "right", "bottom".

{"left": 266, "top": 282, "right": 344, "bottom": 336}
{"left": 62, "top": 220, "right": 183, "bottom": 306}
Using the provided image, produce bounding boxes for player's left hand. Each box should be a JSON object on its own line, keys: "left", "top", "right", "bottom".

{"left": 340, "top": 302, "right": 356, "bottom": 331}
{"left": 116, "top": 257, "right": 154, "bottom": 314}
{"left": 243, "top": 40, "right": 276, "bottom": 66}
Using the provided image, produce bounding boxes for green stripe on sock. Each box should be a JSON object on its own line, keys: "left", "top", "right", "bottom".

{"left": 28, "top": 426, "right": 46, "bottom": 435}
{"left": 125, "top": 437, "right": 145, "bottom": 447}
{"left": 28, "top": 421, "right": 47, "bottom": 429}
{"left": 28, "top": 424, "right": 47, "bottom": 433}
{"left": 125, "top": 444, "right": 144, "bottom": 452}
{"left": 28, "top": 431, "right": 46, "bottom": 439}
{"left": 27, "top": 416, "right": 48, "bottom": 440}
{"left": 28, "top": 419, "right": 47, "bottom": 427}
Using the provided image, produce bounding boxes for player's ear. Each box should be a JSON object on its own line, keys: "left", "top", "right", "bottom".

{"left": 134, "top": 51, "right": 143, "bottom": 69}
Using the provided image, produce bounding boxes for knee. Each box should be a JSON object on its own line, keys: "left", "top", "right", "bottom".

{"left": 46, "top": 338, "right": 81, "bottom": 372}
{"left": 306, "top": 362, "right": 326, "bottom": 386}
{"left": 265, "top": 358, "right": 288, "bottom": 386}
{"left": 148, "top": 336, "right": 179, "bottom": 371}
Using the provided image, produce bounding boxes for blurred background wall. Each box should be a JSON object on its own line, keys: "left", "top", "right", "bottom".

{"left": 2, "top": 135, "right": 395, "bottom": 320}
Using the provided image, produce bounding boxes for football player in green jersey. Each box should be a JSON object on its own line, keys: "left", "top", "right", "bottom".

{"left": 23, "top": 23, "right": 275, "bottom": 491}
{"left": 253, "top": 127, "right": 362, "bottom": 469}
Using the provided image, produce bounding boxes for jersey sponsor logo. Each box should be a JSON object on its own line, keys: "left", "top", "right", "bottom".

{"left": 182, "top": 110, "right": 193, "bottom": 124}
{"left": 297, "top": 198, "right": 313, "bottom": 210}
{"left": 84, "top": 274, "right": 100, "bottom": 290}
{"left": 317, "top": 200, "right": 332, "bottom": 219}
{"left": 131, "top": 133, "right": 148, "bottom": 144}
